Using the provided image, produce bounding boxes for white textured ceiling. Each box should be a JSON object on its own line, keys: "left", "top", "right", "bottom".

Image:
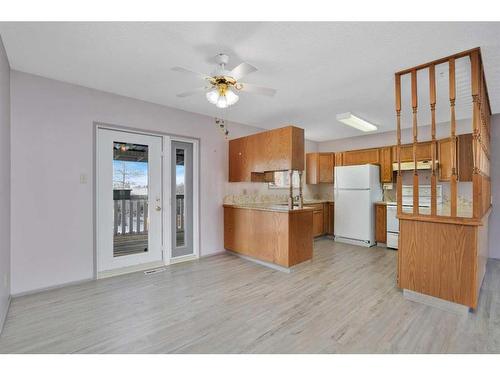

{"left": 0, "top": 22, "right": 499, "bottom": 141}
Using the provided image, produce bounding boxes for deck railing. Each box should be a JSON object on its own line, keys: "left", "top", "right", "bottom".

{"left": 176, "top": 194, "right": 185, "bottom": 232}
{"left": 113, "top": 194, "right": 185, "bottom": 236}
{"left": 114, "top": 198, "right": 148, "bottom": 235}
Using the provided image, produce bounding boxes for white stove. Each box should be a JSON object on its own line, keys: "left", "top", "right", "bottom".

{"left": 386, "top": 185, "right": 442, "bottom": 249}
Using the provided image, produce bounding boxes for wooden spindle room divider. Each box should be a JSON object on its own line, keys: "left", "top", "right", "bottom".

{"left": 395, "top": 48, "right": 491, "bottom": 222}
{"left": 395, "top": 48, "right": 492, "bottom": 309}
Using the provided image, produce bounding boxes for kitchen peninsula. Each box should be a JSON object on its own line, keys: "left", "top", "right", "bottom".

{"left": 224, "top": 204, "right": 313, "bottom": 269}
{"left": 224, "top": 125, "right": 315, "bottom": 270}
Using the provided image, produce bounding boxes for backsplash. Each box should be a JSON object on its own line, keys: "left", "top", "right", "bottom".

{"left": 224, "top": 181, "right": 321, "bottom": 204}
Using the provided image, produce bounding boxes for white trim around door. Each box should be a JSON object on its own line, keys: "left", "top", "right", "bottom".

{"left": 95, "top": 124, "right": 200, "bottom": 279}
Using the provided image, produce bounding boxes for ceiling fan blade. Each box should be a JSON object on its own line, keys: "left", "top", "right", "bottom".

{"left": 176, "top": 87, "right": 207, "bottom": 98}
{"left": 230, "top": 62, "right": 257, "bottom": 81}
{"left": 238, "top": 83, "right": 277, "bottom": 97}
{"left": 172, "top": 66, "right": 211, "bottom": 80}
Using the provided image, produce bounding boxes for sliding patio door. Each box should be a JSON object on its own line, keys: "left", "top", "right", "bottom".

{"left": 97, "top": 128, "right": 163, "bottom": 274}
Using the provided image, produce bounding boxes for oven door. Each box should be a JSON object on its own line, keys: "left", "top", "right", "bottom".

{"left": 387, "top": 232, "right": 399, "bottom": 249}
{"left": 386, "top": 204, "right": 399, "bottom": 233}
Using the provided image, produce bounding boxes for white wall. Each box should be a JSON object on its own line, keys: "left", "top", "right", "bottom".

{"left": 489, "top": 114, "right": 500, "bottom": 259}
{"left": 0, "top": 36, "right": 11, "bottom": 330}
{"left": 318, "top": 119, "right": 472, "bottom": 152}
{"left": 10, "top": 71, "right": 268, "bottom": 295}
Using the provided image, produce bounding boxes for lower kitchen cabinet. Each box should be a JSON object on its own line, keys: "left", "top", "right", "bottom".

{"left": 375, "top": 203, "right": 387, "bottom": 244}
{"left": 305, "top": 202, "right": 334, "bottom": 237}
{"left": 313, "top": 210, "right": 324, "bottom": 237}
{"left": 327, "top": 202, "right": 334, "bottom": 235}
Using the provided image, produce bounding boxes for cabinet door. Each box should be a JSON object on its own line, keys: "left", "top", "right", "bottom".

{"left": 313, "top": 210, "right": 324, "bottom": 237}
{"left": 396, "top": 143, "right": 432, "bottom": 162}
{"left": 306, "top": 153, "right": 319, "bottom": 184}
{"left": 323, "top": 202, "right": 329, "bottom": 234}
{"left": 380, "top": 147, "right": 393, "bottom": 183}
{"left": 229, "top": 137, "right": 249, "bottom": 182}
{"left": 375, "top": 204, "right": 387, "bottom": 244}
{"left": 438, "top": 138, "right": 454, "bottom": 181}
{"left": 335, "top": 152, "right": 344, "bottom": 167}
{"left": 319, "top": 153, "right": 334, "bottom": 183}
{"left": 343, "top": 148, "right": 380, "bottom": 166}
{"left": 327, "top": 203, "right": 334, "bottom": 235}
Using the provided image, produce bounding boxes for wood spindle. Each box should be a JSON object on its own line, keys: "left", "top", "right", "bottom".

{"left": 395, "top": 74, "right": 402, "bottom": 216}
{"left": 121, "top": 199, "right": 127, "bottom": 234}
{"left": 129, "top": 200, "right": 134, "bottom": 234}
{"left": 411, "top": 70, "right": 419, "bottom": 215}
{"left": 449, "top": 58, "right": 457, "bottom": 217}
{"left": 429, "top": 64, "right": 437, "bottom": 216}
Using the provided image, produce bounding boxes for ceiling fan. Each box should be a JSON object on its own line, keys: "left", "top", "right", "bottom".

{"left": 172, "top": 53, "right": 277, "bottom": 109}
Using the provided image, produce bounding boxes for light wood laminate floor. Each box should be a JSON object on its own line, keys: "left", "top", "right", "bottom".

{"left": 1, "top": 239, "right": 499, "bottom": 353}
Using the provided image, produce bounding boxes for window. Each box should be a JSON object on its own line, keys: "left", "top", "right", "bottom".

{"left": 268, "top": 171, "right": 301, "bottom": 189}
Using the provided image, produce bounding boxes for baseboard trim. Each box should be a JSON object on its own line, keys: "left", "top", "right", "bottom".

{"left": 98, "top": 261, "right": 165, "bottom": 279}
{"left": 169, "top": 254, "right": 199, "bottom": 264}
{"left": 403, "top": 289, "right": 471, "bottom": 315}
{"left": 11, "top": 278, "right": 95, "bottom": 298}
{"left": 0, "top": 295, "right": 11, "bottom": 335}
{"left": 225, "top": 251, "right": 312, "bottom": 273}
{"left": 200, "top": 250, "right": 226, "bottom": 258}
{"left": 227, "top": 251, "right": 291, "bottom": 273}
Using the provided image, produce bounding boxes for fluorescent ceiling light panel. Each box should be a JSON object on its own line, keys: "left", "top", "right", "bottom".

{"left": 336, "top": 112, "right": 377, "bottom": 132}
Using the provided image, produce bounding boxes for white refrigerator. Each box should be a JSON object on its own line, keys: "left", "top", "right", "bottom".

{"left": 334, "top": 164, "right": 382, "bottom": 247}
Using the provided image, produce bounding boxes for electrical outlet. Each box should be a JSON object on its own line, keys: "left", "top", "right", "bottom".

{"left": 80, "top": 174, "right": 88, "bottom": 184}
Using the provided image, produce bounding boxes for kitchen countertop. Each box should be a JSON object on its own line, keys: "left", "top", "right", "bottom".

{"left": 401, "top": 204, "right": 473, "bottom": 218}
{"left": 303, "top": 199, "right": 334, "bottom": 204}
{"left": 223, "top": 203, "right": 314, "bottom": 213}
{"left": 374, "top": 201, "right": 389, "bottom": 205}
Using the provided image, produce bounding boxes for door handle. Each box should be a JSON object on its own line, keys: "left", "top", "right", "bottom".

{"left": 155, "top": 205, "right": 162, "bottom": 211}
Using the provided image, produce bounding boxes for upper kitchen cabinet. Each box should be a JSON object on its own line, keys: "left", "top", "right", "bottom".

{"left": 379, "top": 147, "right": 393, "bottom": 183}
{"left": 306, "top": 152, "right": 334, "bottom": 184}
{"left": 342, "top": 148, "right": 379, "bottom": 166}
{"left": 392, "top": 142, "right": 432, "bottom": 162}
{"left": 229, "top": 126, "right": 305, "bottom": 182}
{"left": 334, "top": 146, "right": 393, "bottom": 183}
{"left": 438, "top": 133, "right": 473, "bottom": 182}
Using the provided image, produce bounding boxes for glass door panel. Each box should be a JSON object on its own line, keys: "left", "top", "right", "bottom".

{"left": 112, "top": 142, "right": 149, "bottom": 257}
{"left": 171, "top": 141, "right": 193, "bottom": 258}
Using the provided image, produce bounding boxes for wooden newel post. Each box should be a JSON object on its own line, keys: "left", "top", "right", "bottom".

{"left": 471, "top": 50, "right": 481, "bottom": 219}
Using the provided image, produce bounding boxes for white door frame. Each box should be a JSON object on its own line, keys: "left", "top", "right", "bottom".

{"left": 164, "top": 135, "right": 200, "bottom": 265}
{"left": 94, "top": 123, "right": 200, "bottom": 278}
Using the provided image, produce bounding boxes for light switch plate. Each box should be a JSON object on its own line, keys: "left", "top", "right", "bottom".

{"left": 80, "top": 174, "right": 88, "bottom": 184}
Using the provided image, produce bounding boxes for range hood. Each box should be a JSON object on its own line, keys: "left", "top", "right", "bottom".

{"left": 392, "top": 160, "right": 438, "bottom": 171}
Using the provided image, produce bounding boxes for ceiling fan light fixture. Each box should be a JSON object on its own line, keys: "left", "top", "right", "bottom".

{"left": 216, "top": 95, "right": 228, "bottom": 109}
{"left": 206, "top": 88, "right": 219, "bottom": 105}
{"left": 225, "top": 88, "right": 239, "bottom": 106}
{"left": 336, "top": 112, "right": 378, "bottom": 132}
